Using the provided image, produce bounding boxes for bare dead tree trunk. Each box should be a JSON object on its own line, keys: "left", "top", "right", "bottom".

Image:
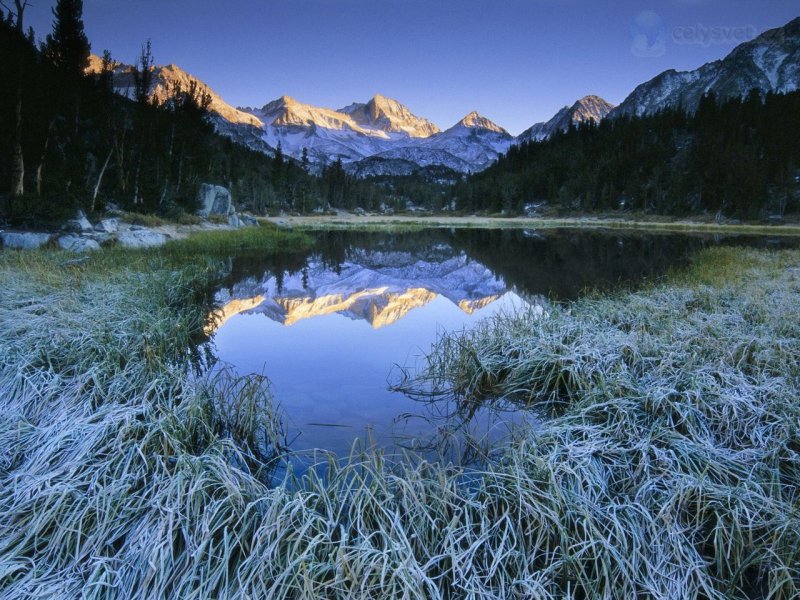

{"left": 34, "top": 119, "right": 57, "bottom": 197}
{"left": 90, "top": 148, "right": 113, "bottom": 212}
{"left": 113, "top": 129, "right": 127, "bottom": 197}
{"left": 133, "top": 163, "right": 141, "bottom": 206}
{"left": 10, "top": 85, "right": 24, "bottom": 198}
{"left": 175, "top": 155, "right": 183, "bottom": 195}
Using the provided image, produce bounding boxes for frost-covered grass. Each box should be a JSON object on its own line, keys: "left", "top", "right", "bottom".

{"left": 406, "top": 247, "right": 800, "bottom": 598}
{"left": 1, "top": 243, "right": 799, "bottom": 599}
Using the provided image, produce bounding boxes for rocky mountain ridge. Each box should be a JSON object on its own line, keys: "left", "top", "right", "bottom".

{"left": 612, "top": 17, "right": 800, "bottom": 117}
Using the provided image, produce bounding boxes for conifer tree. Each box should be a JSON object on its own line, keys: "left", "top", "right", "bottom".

{"left": 44, "top": 0, "right": 90, "bottom": 79}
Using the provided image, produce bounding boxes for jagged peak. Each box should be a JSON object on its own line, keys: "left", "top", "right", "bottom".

{"left": 275, "top": 94, "right": 299, "bottom": 106}
{"left": 366, "top": 93, "right": 405, "bottom": 115}
{"left": 343, "top": 94, "right": 440, "bottom": 137}
{"left": 260, "top": 94, "right": 303, "bottom": 113}
{"left": 370, "top": 92, "right": 392, "bottom": 105}
{"left": 570, "top": 95, "right": 616, "bottom": 119}
{"left": 455, "top": 111, "right": 509, "bottom": 134}
{"left": 575, "top": 94, "right": 613, "bottom": 106}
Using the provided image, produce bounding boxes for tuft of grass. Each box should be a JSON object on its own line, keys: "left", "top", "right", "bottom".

{"left": 1, "top": 240, "right": 799, "bottom": 599}
{"left": 162, "top": 223, "right": 312, "bottom": 259}
{"left": 119, "top": 211, "right": 170, "bottom": 227}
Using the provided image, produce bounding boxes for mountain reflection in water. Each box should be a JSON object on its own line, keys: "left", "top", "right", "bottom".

{"left": 207, "top": 228, "right": 798, "bottom": 463}
{"left": 210, "top": 250, "right": 511, "bottom": 331}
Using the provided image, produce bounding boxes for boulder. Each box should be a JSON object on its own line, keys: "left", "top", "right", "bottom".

{"left": 95, "top": 218, "right": 119, "bottom": 234}
{"left": 228, "top": 213, "right": 242, "bottom": 228}
{"left": 1, "top": 232, "right": 52, "bottom": 249}
{"left": 239, "top": 214, "right": 259, "bottom": 227}
{"left": 197, "top": 184, "right": 234, "bottom": 218}
{"left": 68, "top": 210, "right": 94, "bottom": 232}
{"left": 58, "top": 235, "right": 101, "bottom": 252}
{"left": 117, "top": 229, "right": 169, "bottom": 248}
{"left": 89, "top": 232, "right": 114, "bottom": 245}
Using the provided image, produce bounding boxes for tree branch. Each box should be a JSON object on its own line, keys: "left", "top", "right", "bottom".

{"left": 0, "top": 0, "right": 30, "bottom": 31}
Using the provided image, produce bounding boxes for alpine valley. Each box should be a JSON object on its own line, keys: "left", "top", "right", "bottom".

{"left": 83, "top": 17, "right": 800, "bottom": 179}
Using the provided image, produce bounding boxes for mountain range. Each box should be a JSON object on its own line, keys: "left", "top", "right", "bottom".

{"left": 87, "top": 16, "right": 800, "bottom": 176}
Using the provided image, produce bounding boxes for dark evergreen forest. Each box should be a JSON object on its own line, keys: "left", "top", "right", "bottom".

{"left": 457, "top": 91, "right": 800, "bottom": 219}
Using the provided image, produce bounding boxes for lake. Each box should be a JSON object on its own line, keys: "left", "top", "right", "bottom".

{"left": 206, "top": 227, "right": 796, "bottom": 465}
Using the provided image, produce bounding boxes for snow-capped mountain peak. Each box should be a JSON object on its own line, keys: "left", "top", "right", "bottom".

{"left": 339, "top": 94, "right": 440, "bottom": 138}
{"left": 83, "top": 15, "right": 800, "bottom": 179}
{"left": 455, "top": 111, "right": 510, "bottom": 134}
{"left": 517, "top": 95, "right": 615, "bottom": 143}
{"left": 254, "top": 95, "right": 378, "bottom": 135}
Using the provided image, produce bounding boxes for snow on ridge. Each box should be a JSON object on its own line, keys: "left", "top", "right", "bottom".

{"left": 611, "top": 17, "right": 800, "bottom": 117}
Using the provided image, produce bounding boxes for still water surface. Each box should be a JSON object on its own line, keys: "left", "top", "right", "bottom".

{"left": 207, "top": 228, "right": 795, "bottom": 462}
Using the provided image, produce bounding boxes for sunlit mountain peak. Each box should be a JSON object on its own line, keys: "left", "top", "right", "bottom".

{"left": 455, "top": 111, "right": 509, "bottom": 134}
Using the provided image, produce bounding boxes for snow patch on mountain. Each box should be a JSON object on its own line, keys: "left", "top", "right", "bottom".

{"left": 612, "top": 17, "right": 800, "bottom": 117}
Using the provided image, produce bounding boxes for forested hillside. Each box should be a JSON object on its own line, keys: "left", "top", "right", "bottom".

{"left": 457, "top": 91, "right": 800, "bottom": 219}
{"left": 0, "top": 3, "right": 400, "bottom": 226}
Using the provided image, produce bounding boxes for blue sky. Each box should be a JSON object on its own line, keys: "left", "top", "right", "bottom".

{"left": 22, "top": 0, "right": 800, "bottom": 135}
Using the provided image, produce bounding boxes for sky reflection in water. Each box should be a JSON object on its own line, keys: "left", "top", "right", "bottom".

{"left": 208, "top": 228, "right": 798, "bottom": 461}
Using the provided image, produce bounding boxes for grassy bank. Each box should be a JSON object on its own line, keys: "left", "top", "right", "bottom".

{"left": 268, "top": 213, "right": 800, "bottom": 237}
{"left": 1, "top": 235, "right": 799, "bottom": 598}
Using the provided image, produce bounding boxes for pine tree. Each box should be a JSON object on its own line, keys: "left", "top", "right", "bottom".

{"left": 301, "top": 147, "right": 309, "bottom": 172}
{"left": 44, "top": 0, "right": 90, "bottom": 79}
{"left": 133, "top": 40, "right": 153, "bottom": 105}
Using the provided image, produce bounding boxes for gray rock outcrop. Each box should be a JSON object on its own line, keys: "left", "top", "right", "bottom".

{"left": 68, "top": 210, "right": 94, "bottom": 232}
{"left": 58, "top": 235, "right": 101, "bottom": 252}
{"left": 239, "top": 214, "right": 259, "bottom": 227}
{"left": 1, "top": 232, "right": 53, "bottom": 249}
{"left": 95, "top": 218, "right": 119, "bottom": 234}
{"left": 197, "top": 184, "right": 234, "bottom": 218}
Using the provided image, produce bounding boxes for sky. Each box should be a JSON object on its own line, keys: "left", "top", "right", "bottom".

{"left": 20, "top": 0, "right": 800, "bottom": 135}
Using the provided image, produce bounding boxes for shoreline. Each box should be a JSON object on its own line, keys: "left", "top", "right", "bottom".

{"left": 264, "top": 213, "right": 800, "bottom": 236}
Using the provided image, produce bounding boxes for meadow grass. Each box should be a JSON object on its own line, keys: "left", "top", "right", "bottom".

{"left": 1, "top": 236, "right": 799, "bottom": 599}
{"left": 273, "top": 214, "right": 800, "bottom": 237}
{"left": 161, "top": 224, "right": 313, "bottom": 258}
